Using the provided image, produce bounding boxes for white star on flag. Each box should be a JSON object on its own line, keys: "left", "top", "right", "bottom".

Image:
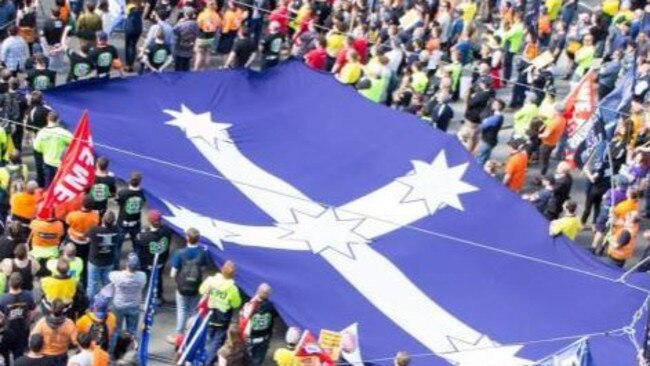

{"left": 278, "top": 208, "right": 369, "bottom": 259}
{"left": 397, "top": 151, "right": 477, "bottom": 214}
{"left": 163, "top": 104, "right": 233, "bottom": 150}
{"left": 443, "top": 336, "right": 532, "bottom": 366}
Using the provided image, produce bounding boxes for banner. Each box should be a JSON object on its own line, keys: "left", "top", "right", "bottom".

{"left": 37, "top": 110, "right": 94, "bottom": 217}
{"left": 295, "top": 331, "right": 334, "bottom": 366}
{"left": 139, "top": 253, "right": 160, "bottom": 366}
{"left": 564, "top": 71, "right": 597, "bottom": 154}
{"left": 46, "top": 60, "right": 650, "bottom": 365}
{"left": 318, "top": 330, "right": 343, "bottom": 361}
{"left": 599, "top": 68, "right": 634, "bottom": 138}
{"left": 178, "top": 297, "right": 210, "bottom": 366}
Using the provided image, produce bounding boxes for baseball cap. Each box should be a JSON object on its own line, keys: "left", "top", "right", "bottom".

{"left": 148, "top": 209, "right": 162, "bottom": 224}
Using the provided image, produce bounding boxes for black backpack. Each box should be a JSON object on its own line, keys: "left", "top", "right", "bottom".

{"left": 175, "top": 251, "right": 204, "bottom": 296}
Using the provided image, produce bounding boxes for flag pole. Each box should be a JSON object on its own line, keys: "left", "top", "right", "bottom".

{"left": 139, "top": 252, "right": 161, "bottom": 366}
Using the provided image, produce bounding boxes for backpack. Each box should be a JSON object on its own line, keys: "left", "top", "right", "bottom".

{"left": 88, "top": 318, "right": 110, "bottom": 351}
{"left": 175, "top": 250, "right": 204, "bottom": 296}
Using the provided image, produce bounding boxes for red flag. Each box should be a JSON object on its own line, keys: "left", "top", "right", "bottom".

{"left": 295, "top": 330, "right": 335, "bottom": 366}
{"left": 37, "top": 111, "right": 95, "bottom": 218}
{"left": 563, "top": 71, "right": 597, "bottom": 165}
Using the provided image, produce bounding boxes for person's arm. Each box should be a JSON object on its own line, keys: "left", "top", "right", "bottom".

{"left": 229, "top": 285, "right": 242, "bottom": 309}
{"left": 61, "top": 25, "right": 73, "bottom": 51}
{"left": 30, "top": 258, "right": 40, "bottom": 275}
{"left": 199, "top": 277, "right": 211, "bottom": 295}
{"left": 224, "top": 50, "right": 235, "bottom": 68}
{"left": 244, "top": 49, "right": 256, "bottom": 68}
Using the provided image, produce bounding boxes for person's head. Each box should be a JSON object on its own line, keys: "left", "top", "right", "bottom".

{"left": 507, "top": 138, "right": 526, "bottom": 154}
{"left": 6, "top": 25, "right": 17, "bottom": 37}
{"left": 129, "top": 172, "right": 142, "bottom": 188}
{"left": 82, "top": 194, "right": 93, "bottom": 210}
{"left": 8, "top": 272, "right": 22, "bottom": 291}
{"left": 47, "top": 111, "right": 59, "bottom": 126}
{"left": 583, "top": 33, "right": 594, "bottom": 46}
{"left": 96, "top": 156, "right": 109, "bottom": 172}
{"left": 554, "top": 102, "right": 565, "bottom": 115}
{"left": 186, "top": 227, "right": 200, "bottom": 245}
{"left": 77, "top": 332, "right": 92, "bottom": 350}
{"left": 98, "top": 0, "right": 109, "bottom": 12}
{"left": 28, "top": 334, "right": 45, "bottom": 354}
{"left": 563, "top": 200, "right": 577, "bottom": 215}
{"left": 268, "top": 21, "right": 280, "bottom": 34}
{"left": 92, "top": 294, "right": 110, "bottom": 320}
{"left": 394, "top": 351, "right": 411, "bottom": 366}
{"left": 256, "top": 283, "right": 271, "bottom": 300}
{"left": 221, "top": 260, "right": 235, "bottom": 279}
{"left": 14, "top": 244, "right": 28, "bottom": 260}
{"left": 85, "top": 2, "right": 96, "bottom": 12}
{"left": 103, "top": 210, "right": 115, "bottom": 228}
{"left": 183, "top": 6, "right": 195, "bottom": 19}
{"left": 126, "top": 252, "right": 140, "bottom": 271}
{"left": 26, "top": 180, "right": 38, "bottom": 194}
{"left": 492, "top": 98, "right": 505, "bottom": 112}
{"left": 154, "top": 5, "right": 170, "bottom": 21}
{"left": 147, "top": 209, "right": 161, "bottom": 228}
{"left": 7, "top": 220, "right": 21, "bottom": 239}
{"left": 555, "top": 161, "right": 571, "bottom": 175}
{"left": 8, "top": 77, "right": 19, "bottom": 91}
{"left": 56, "top": 257, "right": 71, "bottom": 276}
{"left": 617, "top": 229, "right": 632, "bottom": 247}
{"left": 96, "top": 31, "right": 108, "bottom": 45}
{"left": 50, "top": 299, "right": 65, "bottom": 317}
{"left": 206, "top": 0, "right": 217, "bottom": 9}
{"left": 33, "top": 54, "right": 46, "bottom": 69}
{"left": 285, "top": 327, "right": 301, "bottom": 347}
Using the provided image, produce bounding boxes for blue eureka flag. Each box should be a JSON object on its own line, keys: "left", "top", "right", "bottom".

{"left": 139, "top": 253, "right": 161, "bottom": 366}
{"left": 45, "top": 60, "right": 650, "bottom": 365}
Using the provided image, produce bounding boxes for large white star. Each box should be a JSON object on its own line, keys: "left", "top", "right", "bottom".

{"left": 163, "top": 104, "right": 233, "bottom": 150}
{"left": 397, "top": 151, "right": 477, "bottom": 214}
{"left": 277, "top": 208, "right": 369, "bottom": 259}
{"left": 443, "top": 336, "right": 532, "bottom": 366}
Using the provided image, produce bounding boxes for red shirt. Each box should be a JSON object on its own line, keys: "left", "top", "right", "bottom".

{"left": 269, "top": 6, "right": 289, "bottom": 34}
{"left": 352, "top": 38, "right": 368, "bottom": 63}
{"left": 305, "top": 48, "right": 327, "bottom": 70}
{"left": 334, "top": 46, "right": 352, "bottom": 70}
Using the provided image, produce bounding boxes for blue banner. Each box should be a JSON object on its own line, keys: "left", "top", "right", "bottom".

{"left": 45, "top": 60, "right": 650, "bottom": 365}
{"left": 600, "top": 69, "right": 634, "bottom": 138}
{"left": 139, "top": 253, "right": 160, "bottom": 366}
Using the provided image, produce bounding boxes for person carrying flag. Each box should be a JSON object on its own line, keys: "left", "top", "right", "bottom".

{"left": 199, "top": 260, "right": 242, "bottom": 366}
{"left": 239, "top": 283, "right": 276, "bottom": 366}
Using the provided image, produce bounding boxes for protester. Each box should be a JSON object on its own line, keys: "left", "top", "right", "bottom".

{"left": 240, "top": 283, "right": 276, "bottom": 366}
{"left": 14, "top": 334, "right": 51, "bottom": 366}
{"left": 116, "top": 172, "right": 145, "bottom": 244}
{"left": 549, "top": 200, "right": 582, "bottom": 240}
{"left": 31, "top": 299, "right": 78, "bottom": 365}
{"left": 108, "top": 253, "right": 146, "bottom": 347}
{"left": 2, "top": 244, "right": 39, "bottom": 291}
{"left": 200, "top": 260, "right": 242, "bottom": 366}
{"left": 0, "top": 273, "right": 35, "bottom": 360}
{"left": 33, "top": 111, "right": 72, "bottom": 187}
{"left": 272, "top": 327, "right": 300, "bottom": 366}
{"left": 75, "top": 295, "right": 116, "bottom": 352}
{"left": 135, "top": 209, "right": 172, "bottom": 304}
{"left": 168, "top": 227, "right": 209, "bottom": 342}
{"left": 86, "top": 211, "right": 123, "bottom": 299}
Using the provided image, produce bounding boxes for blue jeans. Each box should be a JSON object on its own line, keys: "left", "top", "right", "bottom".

{"left": 43, "top": 164, "right": 57, "bottom": 188}
{"left": 87, "top": 262, "right": 113, "bottom": 301}
{"left": 175, "top": 291, "right": 199, "bottom": 334}
{"left": 205, "top": 325, "right": 228, "bottom": 366}
{"left": 112, "top": 306, "right": 140, "bottom": 348}
{"left": 475, "top": 141, "right": 493, "bottom": 167}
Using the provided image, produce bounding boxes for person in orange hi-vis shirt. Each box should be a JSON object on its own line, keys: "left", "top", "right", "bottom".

{"left": 9, "top": 180, "right": 38, "bottom": 225}
{"left": 66, "top": 195, "right": 100, "bottom": 288}
{"left": 503, "top": 138, "right": 529, "bottom": 193}
{"left": 31, "top": 299, "right": 78, "bottom": 365}
{"left": 29, "top": 208, "right": 65, "bottom": 273}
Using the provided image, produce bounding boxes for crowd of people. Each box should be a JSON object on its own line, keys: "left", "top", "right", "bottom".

{"left": 0, "top": 0, "right": 643, "bottom": 363}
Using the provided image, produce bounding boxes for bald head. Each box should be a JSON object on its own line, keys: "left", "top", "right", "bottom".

{"left": 26, "top": 180, "right": 38, "bottom": 194}
{"left": 222, "top": 260, "right": 235, "bottom": 279}
{"left": 256, "top": 283, "right": 271, "bottom": 300}
{"left": 63, "top": 243, "right": 76, "bottom": 257}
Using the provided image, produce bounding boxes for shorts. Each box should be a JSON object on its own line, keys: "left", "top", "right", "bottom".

{"left": 196, "top": 38, "right": 213, "bottom": 50}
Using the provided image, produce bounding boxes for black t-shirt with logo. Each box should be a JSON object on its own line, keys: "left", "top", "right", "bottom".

{"left": 0, "top": 291, "right": 35, "bottom": 340}
{"left": 90, "top": 45, "right": 119, "bottom": 78}
{"left": 26, "top": 69, "right": 56, "bottom": 91}
{"left": 88, "top": 225, "right": 124, "bottom": 267}
{"left": 146, "top": 43, "right": 171, "bottom": 70}
{"left": 116, "top": 188, "right": 146, "bottom": 228}
{"left": 232, "top": 37, "right": 256, "bottom": 67}
{"left": 41, "top": 18, "right": 64, "bottom": 45}
{"left": 262, "top": 33, "right": 283, "bottom": 61}
{"left": 136, "top": 225, "right": 174, "bottom": 267}
{"left": 67, "top": 50, "right": 93, "bottom": 81}
{"left": 90, "top": 175, "right": 116, "bottom": 212}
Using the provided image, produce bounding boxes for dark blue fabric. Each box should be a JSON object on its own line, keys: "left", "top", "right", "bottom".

{"left": 45, "top": 60, "right": 650, "bottom": 365}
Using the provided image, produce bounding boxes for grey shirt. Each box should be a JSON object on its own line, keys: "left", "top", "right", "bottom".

{"left": 109, "top": 270, "right": 147, "bottom": 309}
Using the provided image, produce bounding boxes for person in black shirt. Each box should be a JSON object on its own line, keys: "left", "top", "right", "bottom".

{"left": 141, "top": 29, "right": 172, "bottom": 73}
{"left": 260, "top": 21, "right": 283, "bottom": 70}
{"left": 225, "top": 26, "right": 256, "bottom": 68}
{"left": 26, "top": 55, "right": 56, "bottom": 91}
{"left": 2, "top": 78, "right": 28, "bottom": 149}
{"left": 89, "top": 31, "right": 121, "bottom": 79}
{"left": 240, "top": 283, "right": 277, "bottom": 366}
{"left": 0, "top": 273, "right": 36, "bottom": 359}
{"left": 40, "top": 8, "right": 64, "bottom": 47}
{"left": 87, "top": 211, "right": 124, "bottom": 300}
{"left": 135, "top": 209, "right": 172, "bottom": 304}
{"left": 61, "top": 26, "right": 93, "bottom": 82}
{"left": 0, "top": 221, "right": 23, "bottom": 260}
{"left": 14, "top": 334, "right": 53, "bottom": 366}
{"left": 116, "top": 172, "right": 146, "bottom": 247}
{"left": 90, "top": 157, "right": 116, "bottom": 217}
